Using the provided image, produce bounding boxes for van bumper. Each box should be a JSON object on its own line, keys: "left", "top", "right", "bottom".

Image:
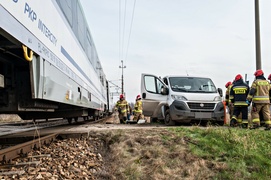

{"left": 169, "top": 100, "right": 224, "bottom": 122}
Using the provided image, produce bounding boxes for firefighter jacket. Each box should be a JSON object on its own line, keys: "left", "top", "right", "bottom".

{"left": 247, "top": 76, "right": 271, "bottom": 104}
{"left": 134, "top": 99, "right": 143, "bottom": 113}
{"left": 115, "top": 99, "right": 129, "bottom": 114}
{"left": 225, "top": 84, "right": 233, "bottom": 105}
{"left": 230, "top": 79, "right": 250, "bottom": 106}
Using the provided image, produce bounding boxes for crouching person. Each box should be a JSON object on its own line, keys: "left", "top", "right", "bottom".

{"left": 115, "top": 94, "right": 129, "bottom": 124}
{"left": 133, "top": 95, "right": 144, "bottom": 122}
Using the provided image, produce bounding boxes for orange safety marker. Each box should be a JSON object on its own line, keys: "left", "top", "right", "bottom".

{"left": 223, "top": 101, "right": 227, "bottom": 125}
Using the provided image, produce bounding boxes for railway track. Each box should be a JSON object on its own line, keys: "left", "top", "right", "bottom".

{"left": 0, "top": 116, "right": 109, "bottom": 137}
{"left": 0, "top": 119, "right": 66, "bottom": 137}
{"left": 0, "top": 115, "right": 111, "bottom": 165}
{"left": 0, "top": 133, "right": 58, "bottom": 164}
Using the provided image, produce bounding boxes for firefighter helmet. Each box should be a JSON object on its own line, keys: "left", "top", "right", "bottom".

{"left": 120, "top": 94, "right": 124, "bottom": 99}
{"left": 268, "top": 74, "right": 271, "bottom": 81}
{"left": 254, "top": 69, "right": 264, "bottom": 77}
{"left": 235, "top": 74, "right": 242, "bottom": 81}
{"left": 136, "top": 95, "right": 141, "bottom": 100}
{"left": 225, "top": 81, "right": 232, "bottom": 88}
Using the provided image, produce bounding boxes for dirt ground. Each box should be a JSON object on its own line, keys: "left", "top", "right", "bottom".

{"left": 0, "top": 113, "right": 227, "bottom": 179}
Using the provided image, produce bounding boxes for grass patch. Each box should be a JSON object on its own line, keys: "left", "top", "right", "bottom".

{"left": 91, "top": 127, "right": 271, "bottom": 179}
{"left": 170, "top": 127, "right": 271, "bottom": 179}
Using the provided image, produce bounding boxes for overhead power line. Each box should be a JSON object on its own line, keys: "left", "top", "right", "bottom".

{"left": 125, "top": 0, "right": 137, "bottom": 61}
{"left": 118, "top": 0, "right": 137, "bottom": 63}
{"left": 118, "top": 0, "right": 136, "bottom": 95}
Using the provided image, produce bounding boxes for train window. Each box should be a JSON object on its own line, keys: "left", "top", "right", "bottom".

{"left": 78, "top": 87, "right": 82, "bottom": 100}
{"left": 56, "top": 0, "right": 73, "bottom": 27}
{"left": 86, "top": 30, "right": 94, "bottom": 65}
{"left": 92, "top": 52, "right": 97, "bottom": 72}
{"left": 76, "top": 3, "right": 85, "bottom": 50}
{"left": 100, "top": 75, "right": 104, "bottom": 86}
{"left": 88, "top": 92, "right": 91, "bottom": 101}
{"left": 96, "top": 61, "right": 101, "bottom": 71}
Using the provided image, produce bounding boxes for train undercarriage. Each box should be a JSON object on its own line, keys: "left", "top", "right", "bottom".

{"left": 0, "top": 29, "right": 105, "bottom": 122}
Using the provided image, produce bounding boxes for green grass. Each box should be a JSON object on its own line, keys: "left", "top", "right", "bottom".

{"left": 169, "top": 127, "right": 271, "bottom": 179}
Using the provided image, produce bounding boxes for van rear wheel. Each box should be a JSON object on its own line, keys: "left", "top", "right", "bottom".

{"left": 164, "top": 109, "right": 175, "bottom": 126}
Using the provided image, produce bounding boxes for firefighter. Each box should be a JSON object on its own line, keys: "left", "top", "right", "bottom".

{"left": 133, "top": 95, "right": 144, "bottom": 122}
{"left": 229, "top": 74, "right": 250, "bottom": 128}
{"left": 114, "top": 94, "right": 129, "bottom": 124}
{"left": 225, "top": 81, "right": 234, "bottom": 119}
{"left": 247, "top": 69, "right": 271, "bottom": 130}
{"left": 268, "top": 74, "right": 271, "bottom": 83}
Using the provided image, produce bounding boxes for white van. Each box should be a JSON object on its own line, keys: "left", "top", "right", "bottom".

{"left": 141, "top": 74, "right": 225, "bottom": 125}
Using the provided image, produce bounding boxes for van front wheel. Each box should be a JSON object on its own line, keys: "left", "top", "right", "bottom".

{"left": 164, "top": 109, "right": 176, "bottom": 126}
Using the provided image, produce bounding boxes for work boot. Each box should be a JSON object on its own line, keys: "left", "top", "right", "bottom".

{"left": 241, "top": 123, "right": 248, "bottom": 129}
{"left": 264, "top": 125, "right": 271, "bottom": 131}
{"left": 230, "top": 119, "right": 237, "bottom": 127}
{"left": 249, "top": 124, "right": 260, "bottom": 130}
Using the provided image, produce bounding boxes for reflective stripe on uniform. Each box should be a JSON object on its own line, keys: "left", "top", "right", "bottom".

{"left": 252, "top": 118, "right": 260, "bottom": 123}
{"left": 242, "top": 119, "right": 248, "bottom": 124}
{"left": 233, "top": 86, "right": 248, "bottom": 94}
{"left": 234, "top": 101, "right": 248, "bottom": 106}
{"left": 253, "top": 96, "right": 269, "bottom": 101}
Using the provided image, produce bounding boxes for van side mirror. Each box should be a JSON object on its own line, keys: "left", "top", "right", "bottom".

{"left": 217, "top": 88, "right": 223, "bottom": 97}
{"left": 142, "top": 93, "right": 146, "bottom": 99}
{"left": 161, "top": 87, "right": 169, "bottom": 95}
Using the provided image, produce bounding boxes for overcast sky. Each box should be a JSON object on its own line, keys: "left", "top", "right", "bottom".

{"left": 80, "top": 0, "right": 271, "bottom": 103}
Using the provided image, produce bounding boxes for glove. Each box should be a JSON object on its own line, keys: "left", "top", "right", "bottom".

{"left": 246, "top": 100, "right": 251, "bottom": 106}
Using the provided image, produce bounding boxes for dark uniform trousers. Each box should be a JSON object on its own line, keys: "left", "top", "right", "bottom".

{"left": 232, "top": 106, "right": 248, "bottom": 125}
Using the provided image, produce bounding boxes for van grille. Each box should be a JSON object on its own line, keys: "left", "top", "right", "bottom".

{"left": 187, "top": 102, "right": 215, "bottom": 110}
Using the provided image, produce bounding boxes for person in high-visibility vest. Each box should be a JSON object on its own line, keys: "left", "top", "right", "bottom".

{"left": 247, "top": 69, "right": 271, "bottom": 130}
{"left": 268, "top": 74, "right": 271, "bottom": 82}
{"left": 225, "top": 81, "right": 234, "bottom": 119}
{"left": 114, "top": 94, "right": 129, "bottom": 124}
{"left": 133, "top": 95, "right": 144, "bottom": 121}
{"left": 229, "top": 74, "right": 250, "bottom": 128}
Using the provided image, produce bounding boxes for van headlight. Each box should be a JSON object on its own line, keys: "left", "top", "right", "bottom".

{"left": 171, "top": 95, "right": 187, "bottom": 101}
{"left": 214, "top": 96, "right": 222, "bottom": 101}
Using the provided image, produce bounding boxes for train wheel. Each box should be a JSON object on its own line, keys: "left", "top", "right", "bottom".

{"left": 74, "top": 117, "right": 78, "bottom": 123}
{"left": 67, "top": 118, "right": 72, "bottom": 124}
{"left": 93, "top": 115, "right": 98, "bottom": 121}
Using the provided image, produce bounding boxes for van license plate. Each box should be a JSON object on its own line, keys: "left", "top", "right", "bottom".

{"left": 195, "top": 112, "right": 212, "bottom": 119}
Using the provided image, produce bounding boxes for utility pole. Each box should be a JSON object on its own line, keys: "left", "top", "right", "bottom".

{"left": 255, "top": 0, "right": 261, "bottom": 70}
{"left": 119, "top": 60, "right": 126, "bottom": 95}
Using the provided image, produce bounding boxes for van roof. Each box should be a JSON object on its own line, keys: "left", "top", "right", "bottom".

{"left": 164, "top": 75, "right": 211, "bottom": 79}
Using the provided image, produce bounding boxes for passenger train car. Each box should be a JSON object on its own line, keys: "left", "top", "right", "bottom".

{"left": 0, "top": 0, "right": 113, "bottom": 122}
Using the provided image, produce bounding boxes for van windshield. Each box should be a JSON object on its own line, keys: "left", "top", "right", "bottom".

{"left": 169, "top": 77, "right": 217, "bottom": 93}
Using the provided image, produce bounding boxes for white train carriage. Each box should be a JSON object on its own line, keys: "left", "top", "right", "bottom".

{"left": 0, "top": 0, "right": 110, "bottom": 121}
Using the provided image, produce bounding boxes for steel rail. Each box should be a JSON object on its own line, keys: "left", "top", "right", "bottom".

{"left": 0, "top": 133, "right": 58, "bottom": 164}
